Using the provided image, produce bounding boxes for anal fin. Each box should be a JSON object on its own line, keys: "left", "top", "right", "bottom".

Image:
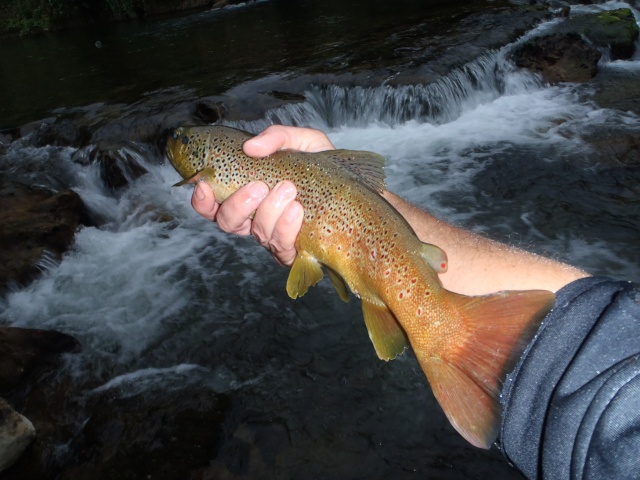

{"left": 362, "top": 299, "right": 409, "bottom": 361}
{"left": 325, "top": 266, "right": 350, "bottom": 302}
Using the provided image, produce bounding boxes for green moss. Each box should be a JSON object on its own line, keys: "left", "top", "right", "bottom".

{"left": 0, "top": 0, "right": 148, "bottom": 36}
{"left": 571, "top": 7, "right": 640, "bottom": 60}
{"left": 596, "top": 8, "right": 634, "bottom": 25}
{"left": 0, "top": 0, "right": 76, "bottom": 35}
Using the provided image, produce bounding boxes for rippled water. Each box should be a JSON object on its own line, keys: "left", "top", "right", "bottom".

{"left": 1, "top": 0, "right": 639, "bottom": 478}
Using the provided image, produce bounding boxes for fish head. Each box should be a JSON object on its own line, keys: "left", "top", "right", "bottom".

{"left": 165, "top": 126, "right": 210, "bottom": 182}
{"left": 166, "top": 125, "right": 254, "bottom": 188}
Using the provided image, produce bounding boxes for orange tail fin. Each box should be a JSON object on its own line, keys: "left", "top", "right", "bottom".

{"left": 419, "top": 289, "right": 555, "bottom": 449}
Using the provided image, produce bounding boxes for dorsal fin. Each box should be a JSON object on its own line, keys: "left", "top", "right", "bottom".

{"left": 322, "top": 150, "right": 386, "bottom": 193}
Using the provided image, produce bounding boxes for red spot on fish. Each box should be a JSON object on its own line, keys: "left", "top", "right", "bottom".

{"left": 441, "top": 262, "right": 447, "bottom": 269}
{"left": 417, "top": 307, "right": 423, "bottom": 316}
{"left": 399, "top": 292, "right": 404, "bottom": 299}
{"left": 411, "top": 278, "right": 417, "bottom": 284}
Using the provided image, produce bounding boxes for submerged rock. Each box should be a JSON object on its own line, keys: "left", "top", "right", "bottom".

{"left": 0, "top": 327, "right": 82, "bottom": 478}
{"left": 60, "top": 388, "right": 231, "bottom": 479}
{"left": 0, "top": 327, "right": 81, "bottom": 393}
{"left": 0, "top": 181, "right": 91, "bottom": 291}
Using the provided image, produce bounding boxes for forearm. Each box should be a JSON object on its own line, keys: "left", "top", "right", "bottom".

{"left": 383, "top": 192, "right": 589, "bottom": 295}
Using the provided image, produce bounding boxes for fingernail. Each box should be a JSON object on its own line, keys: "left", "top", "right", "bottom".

{"left": 247, "top": 182, "right": 268, "bottom": 200}
{"left": 194, "top": 183, "right": 205, "bottom": 201}
{"left": 274, "top": 181, "right": 295, "bottom": 200}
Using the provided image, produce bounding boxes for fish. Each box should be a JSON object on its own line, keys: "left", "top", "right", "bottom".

{"left": 165, "top": 125, "right": 555, "bottom": 449}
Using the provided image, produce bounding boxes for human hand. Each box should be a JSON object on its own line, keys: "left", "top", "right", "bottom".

{"left": 191, "top": 125, "right": 335, "bottom": 266}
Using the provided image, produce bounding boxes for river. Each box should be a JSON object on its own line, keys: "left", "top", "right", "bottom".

{"left": 1, "top": 0, "right": 639, "bottom": 478}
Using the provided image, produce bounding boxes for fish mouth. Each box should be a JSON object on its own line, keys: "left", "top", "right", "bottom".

{"left": 165, "top": 127, "right": 182, "bottom": 162}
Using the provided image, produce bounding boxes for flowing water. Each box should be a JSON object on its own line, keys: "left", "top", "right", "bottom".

{"left": 1, "top": 0, "right": 639, "bottom": 478}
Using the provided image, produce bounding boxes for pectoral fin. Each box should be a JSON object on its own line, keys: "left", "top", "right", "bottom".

{"left": 420, "top": 242, "right": 448, "bottom": 273}
{"left": 286, "top": 252, "right": 324, "bottom": 299}
{"left": 172, "top": 168, "right": 216, "bottom": 187}
{"left": 325, "top": 266, "right": 350, "bottom": 302}
{"left": 362, "top": 300, "right": 409, "bottom": 361}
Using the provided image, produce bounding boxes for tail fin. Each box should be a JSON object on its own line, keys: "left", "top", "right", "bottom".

{"left": 418, "top": 289, "right": 555, "bottom": 449}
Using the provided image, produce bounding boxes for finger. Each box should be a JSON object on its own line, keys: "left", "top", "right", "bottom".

{"left": 215, "top": 181, "right": 269, "bottom": 235}
{"left": 191, "top": 183, "right": 219, "bottom": 222}
{"left": 243, "top": 125, "right": 336, "bottom": 157}
{"left": 251, "top": 181, "right": 297, "bottom": 247}
{"left": 269, "top": 200, "right": 304, "bottom": 266}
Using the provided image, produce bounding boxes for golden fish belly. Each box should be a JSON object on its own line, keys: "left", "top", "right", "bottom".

{"left": 294, "top": 174, "right": 459, "bottom": 353}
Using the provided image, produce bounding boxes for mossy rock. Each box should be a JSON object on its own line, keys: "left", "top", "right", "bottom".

{"left": 564, "top": 8, "right": 639, "bottom": 60}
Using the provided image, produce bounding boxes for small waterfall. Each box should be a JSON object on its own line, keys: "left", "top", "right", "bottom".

{"left": 227, "top": 51, "right": 544, "bottom": 133}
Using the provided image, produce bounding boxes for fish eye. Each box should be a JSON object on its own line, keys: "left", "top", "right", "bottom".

{"left": 172, "top": 128, "right": 181, "bottom": 140}
{"left": 182, "top": 136, "right": 190, "bottom": 145}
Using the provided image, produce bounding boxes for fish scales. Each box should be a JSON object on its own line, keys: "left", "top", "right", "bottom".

{"left": 166, "top": 125, "right": 556, "bottom": 449}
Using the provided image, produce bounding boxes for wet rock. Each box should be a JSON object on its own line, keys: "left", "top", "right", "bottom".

{"left": 0, "top": 327, "right": 231, "bottom": 480}
{"left": 0, "top": 327, "right": 85, "bottom": 480}
{"left": 510, "top": 8, "right": 639, "bottom": 84}
{"left": 0, "top": 397, "right": 35, "bottom": 473}
{"left": 20, "top": 118, "right": 92, "bottom": 148}
{"left": 0, "top": 130, "right": 13, "bottom": 147}
{"left": 0, "top": 181, "right": 91, "bottom": 291}
{"left": 193, "top": 99, "right": 228, "bottom": 124}
{"left": 59, "top": 388, "right": 231, "bottom": 479}
{"left": 0, "top": 327, "right": 82, "bottom": 393}
{"left": 263, "top": 91, "right": 307, "bottom": 103}
{"left": 510, "top": 32, "right": 601, "bottom": 83}
{"left": 0, "top": 327, "right": 80, "bottom": 476}
{"left": 72, "top": 143, "right": 150, "bottom": 192}
{"left": 565, "top": 8, "right": 640, "bottom": 60}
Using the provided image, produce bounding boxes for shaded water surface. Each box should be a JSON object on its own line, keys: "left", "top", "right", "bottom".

{"left": 1, "top": 0, "right": 639, "bottom": 478}
{"left": 1, "top": 0, "right": 497, "bottom": 128}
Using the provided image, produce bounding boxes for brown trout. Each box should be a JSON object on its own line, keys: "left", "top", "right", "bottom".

{"left": 166, "top": 125, "right": 555, "bottom": 449}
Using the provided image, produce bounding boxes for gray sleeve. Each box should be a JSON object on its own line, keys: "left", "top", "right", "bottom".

{"left": 499, "top": 277, "right": 640, "bottom": 480}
